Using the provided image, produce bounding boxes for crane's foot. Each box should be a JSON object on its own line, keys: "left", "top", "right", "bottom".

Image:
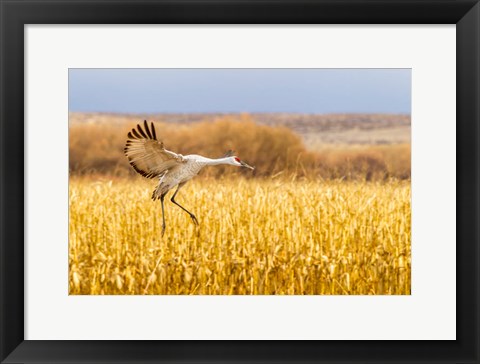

{"left": 190, "top": 214, "right": 199, "bottom": 225}
{"left": 161, "top": 224, "right": 166, "bottom": 237}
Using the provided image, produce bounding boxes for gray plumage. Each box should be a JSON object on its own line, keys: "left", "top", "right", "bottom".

{"left": 124, "top": 121, "right": 254, "bottom": 236}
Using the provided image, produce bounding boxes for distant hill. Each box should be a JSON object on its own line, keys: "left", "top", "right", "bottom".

{"left": 69, "top": 112, "right": 410, "bottom": 147}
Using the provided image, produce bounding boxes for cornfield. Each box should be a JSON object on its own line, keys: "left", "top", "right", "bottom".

{"left": 69, "top": 176, "right": 411, "bottom": 295}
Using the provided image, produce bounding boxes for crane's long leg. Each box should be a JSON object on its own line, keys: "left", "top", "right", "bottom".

{"left": 160, "top": 193, "right": 167, "bottom": 236}
{"left": 170, "top": 183, "right": 198, "bottom": 225}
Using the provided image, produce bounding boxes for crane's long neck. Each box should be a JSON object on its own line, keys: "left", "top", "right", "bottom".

{"left": 203, "top": 157, "right": 232, "bottom": 166}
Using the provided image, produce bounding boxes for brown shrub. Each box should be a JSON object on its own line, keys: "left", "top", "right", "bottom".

{"left": 69, "top": 114, "right": 410, "bottom": 180}
{"left": 314, "top": 144, "right": 411, "bottom": 181}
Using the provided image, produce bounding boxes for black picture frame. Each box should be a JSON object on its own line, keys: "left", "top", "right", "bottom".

{"left": 1, "top": 1, "right": 478, "bottom": 363}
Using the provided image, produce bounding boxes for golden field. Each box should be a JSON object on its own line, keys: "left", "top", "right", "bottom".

{"left": 69, "top": 176, "right": 411, "bottom": 295}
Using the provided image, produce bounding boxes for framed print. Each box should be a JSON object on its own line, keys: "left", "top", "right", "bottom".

{"left": 1, "top": 0, "right": 479, "bottom": 363}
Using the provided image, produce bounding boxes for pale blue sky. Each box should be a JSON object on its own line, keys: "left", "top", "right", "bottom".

{"left": 69, "top": 69, "right": 411, "bottom": 114}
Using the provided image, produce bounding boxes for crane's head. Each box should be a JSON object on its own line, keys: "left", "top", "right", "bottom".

{"left": 230, "top": 156, "right": 255, "bottom": 170}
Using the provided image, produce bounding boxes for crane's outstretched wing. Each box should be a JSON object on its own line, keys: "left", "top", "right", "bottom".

{"left": 124, "top": 120, "right": 184, "bottom": 179}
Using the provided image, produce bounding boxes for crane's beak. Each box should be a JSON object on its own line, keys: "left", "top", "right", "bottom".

{"left": 240, "top": 160, "right": 255, "bottom": 170}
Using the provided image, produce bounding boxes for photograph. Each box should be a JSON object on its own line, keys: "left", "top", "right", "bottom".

{"left": 68, "top": 68, "right": 411, "bottom": 295}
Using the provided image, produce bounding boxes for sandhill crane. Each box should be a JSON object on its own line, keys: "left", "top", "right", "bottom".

{"left": 124, "top": 120, "right": 255, "bottom": 236}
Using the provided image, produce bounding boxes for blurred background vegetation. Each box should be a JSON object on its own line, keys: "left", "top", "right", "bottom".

{"left": 69, "top": 112, "right": 410, "bottom": 181}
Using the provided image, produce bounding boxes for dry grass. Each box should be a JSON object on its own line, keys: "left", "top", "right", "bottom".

{"left": 69, "top": 176, "right": 411, "bottom": 295}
